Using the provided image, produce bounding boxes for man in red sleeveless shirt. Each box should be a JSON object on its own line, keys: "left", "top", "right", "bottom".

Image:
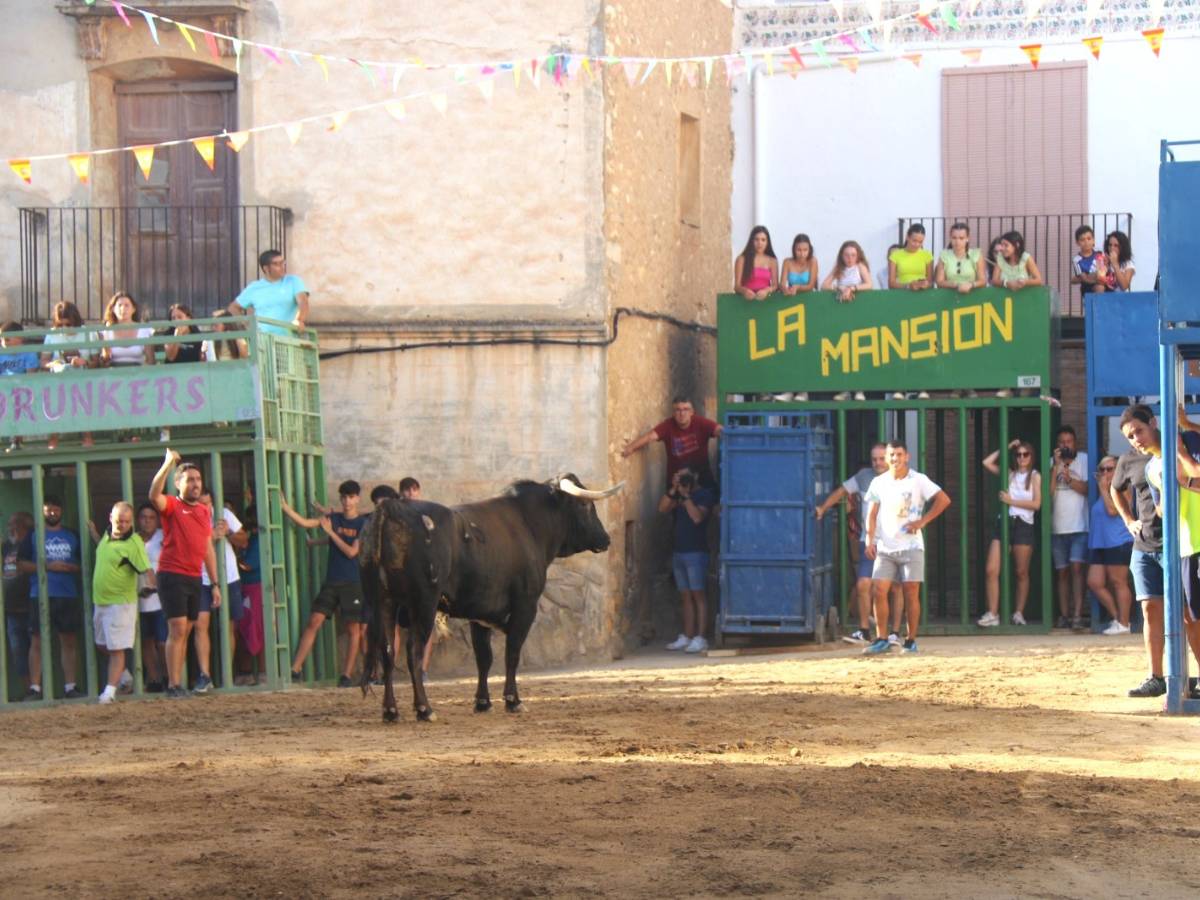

{"left": 622, "top": 396, "right": 722, "bottom": 488}
{"left": 149, "top": 449, "right": 220, "bottom": 698}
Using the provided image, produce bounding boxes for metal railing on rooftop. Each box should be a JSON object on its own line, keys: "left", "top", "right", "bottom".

{"left": 897, "top": 213, "right": 1133, "bottom": 319}
{"left": 18, "top": 205, "right": 291, "bottom": 324}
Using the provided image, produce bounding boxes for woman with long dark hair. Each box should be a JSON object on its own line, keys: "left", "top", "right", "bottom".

{"left": 991, "top": 231, "right": 1043, "bottom": 290}
{"left": 1103, "top": 230, "right": 1135, "bottom": 292}
{"left": 733, "top": 226, "right": 778, "bottom": 301}
{"left": 979, "top": 439, "right": 1041, "bottom": 627}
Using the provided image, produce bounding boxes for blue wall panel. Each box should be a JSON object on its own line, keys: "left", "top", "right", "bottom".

{"left": 1159, "top": 159, "right": 1200, "bottom": 323}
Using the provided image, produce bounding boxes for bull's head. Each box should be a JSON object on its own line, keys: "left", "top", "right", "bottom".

{"left": 550, "top": 473, "right": 623, "bottom": 556}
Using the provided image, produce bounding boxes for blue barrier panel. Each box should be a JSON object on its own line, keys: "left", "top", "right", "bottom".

{"left": 1086, "top": 292, "right": 1200, "bottom": 398}
{"left": 1159, "top": 156, "right": 1200, "bottom": 324}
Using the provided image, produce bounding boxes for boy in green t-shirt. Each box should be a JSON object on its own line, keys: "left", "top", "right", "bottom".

{"left": 93, "top": 501, "right": 151, "bottom": 704}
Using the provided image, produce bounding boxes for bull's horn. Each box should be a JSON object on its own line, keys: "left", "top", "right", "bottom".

{"left": 558, "top": 479, "right": 625, "bottom": 500}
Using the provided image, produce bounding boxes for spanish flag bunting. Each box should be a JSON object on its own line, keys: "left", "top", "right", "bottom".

{"left": 177, "top": 22, "right": 197, "bottom": 53}
{"left": 839, "top": 56, "right": 859, "bottom": 74}
{"left": 1020, "top": 43, "right": 1042, "bottom": 69}
{"left": 1143, "top": 28, "right": 1164, "bottom": 57}
{"left": 916, "top": 14, "right": 938, "bottom": 34}
{"left": 385, "top": 100, "right": 406, "bottom": 120}
{"left": 789, "top": 46, "right": 806, "bottom": 69}
{"left": 132, "top": 145, "right": 155, "bottom": 180}
{"left": 203, "top": 32, "right": 220, "bottom": 61}
{"left": 961, "top": 48, "right": 983, "bottom": 64}
{"left": 429, "top": 93, "right": 448, "bottom": 116}
{"left": 1082, "top": 35, "right": 1103, "bottom": 59}
{"left": 113, "top": 2, "right": 131, "bottom": 27}
{"left": 314, "top": 54, "right": 329, "bottom": 81}
{"left": 140, "top": 10, "right": 158, "bottom": 44}
{"left": 326, "top": 113, "right": 348, "bottom": 133}
{"left": 9, "top": 159, "right": 31, "bottom": 184}
{"left": 226, "top": 130, "right": 250, "bottom": 151}
{"left": 67, "top": 153, "right": 90, "bottom": 184}
{"left": 903, "top": 53, "right": 923, "bottom": 67}
{"left": 284, "top": 122, "right": 303, "bottom": 145}
{"left": 191, "top": 136, "right": 216, "bottom": 170}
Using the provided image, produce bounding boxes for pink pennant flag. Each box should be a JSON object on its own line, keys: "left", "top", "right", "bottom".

{"left": 838, "top": 34, "right": 861, "bottom": 53}
{"left": 203, "top": 32, "right": 220, "bottom": 61}
{"left": 113, "top": 2, "right": 131, "bottom": 27}
{"left": 261, "top": 46, "right": 282, "bottom": 64}
{"left": 622, "top": 61, "right": 641, "bottom": 85}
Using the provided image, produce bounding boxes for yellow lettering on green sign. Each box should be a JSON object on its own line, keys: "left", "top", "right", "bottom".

{"left": 909, "top": 313, "right": 938, "bottom": 360}
{"left": 953, "top": 305, "right": 982, "bottom": 350}
{"left": 820, "top": 332, "right": 850, "bottom": 376}
{"left": 880, "top": 321, "right": 909, "bottom": 364}
{"left": 777, "top": 303, "right": 805, "bottom": 351}
{"left": 984, "top": 296, "right": 1013, "bottom": 344}
{"left": 748, "top": 319, "right": 776, "bottom": 361}
{"left": 851, "top": 327, "right": 879, "bottom": 373}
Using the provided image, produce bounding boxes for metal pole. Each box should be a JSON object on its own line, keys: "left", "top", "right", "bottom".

{"left": 1039, "top": 398, "right": 1053, "bottom": 629}
{"left": 75, "top": 462, "right": 97, "bottom": 697}
{"left": 32, "top": 465, "right": 52, "bottom": 701}
{"left": 917, "top": 406, "right": 928, "bottom": 627}
{"left": 999, "top": 406, "right": 1011, "bottom": 625}
{"left": 210, "top": 450, "right": 234, "bottom": 690}
{"left": 959, "top": 408, "right": 970, "bottom": 628}
{"left": 1161, "top": 343, "right": 1185, "bottom": 713}
{"left": 281, "top": 453, "right": 305, "bottom": 681}
{"left": 836, "top": 407, "right": 848, "bottom": 627}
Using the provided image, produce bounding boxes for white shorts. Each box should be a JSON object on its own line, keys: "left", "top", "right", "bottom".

{"left": 93, "top": 604, "right": 137, "bottom": 651}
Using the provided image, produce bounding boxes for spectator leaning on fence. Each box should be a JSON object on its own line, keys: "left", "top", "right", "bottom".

{"left": 92, "top": 502, "right": 150, "bottom": 705}
{"left": 934, "top": 222, "right": 987, "bottom": 294}
{"left": 0, "top": 322, "right": 38, "bottom": 453}
{"left": 623, "top": 397, "right": 722, "bottom": 490}
{"left": 1088, "top": 455, "right": 1134, "bottom": 635}
{"left": 228, "top": 249, "right": 310, "bottom": 335}
{"left": 888, "top": 224, "right": 933, "bottom": 291}
{"left": 100, "top": 291, "right": 155, "bottom": 367}
{"left": 733, "top": 226, "right": 778, "bottom": 301}
{"left": 978, "top": 440, "right": 1041, "bottom": 628}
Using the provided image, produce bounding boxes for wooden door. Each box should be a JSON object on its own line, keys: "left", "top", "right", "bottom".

{"left": 117, "top": 81, "right": 238, "bottom": 319}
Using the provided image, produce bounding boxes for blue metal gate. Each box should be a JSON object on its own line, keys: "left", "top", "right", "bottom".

{"left": 718, "top": 412, "right": 836, "bottom": 642}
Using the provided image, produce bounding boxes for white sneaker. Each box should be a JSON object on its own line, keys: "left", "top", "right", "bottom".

{"left": 917, "top": 391, "right": 930, "bottom": 399}
{"left": 1011, "top": 611, "right": 1027, "bottom": 626}
{"left": 1102, "top": 620, "right": 1131, "bottom": 635}
{"left": 159, "top": 428, "right": 171, "bottom": 442}
{"left": 97, "top": 693, "right": 115, "bottom": 705}
{"left": 833, "top": 392, "right": 850, "bottom": 401}
{"left": 887, "top": 632, "right": 901, "bottom": 647}
{"left": 891, "top": 392, "right": 905, "bottom": 400}
{"left": 853, "top": 391, "right": 866, "bottom": 401}
{"left": 995, "top": 389, "right": 1012, "bottom": 398}
{"left": 977, "top": 611, "right": 1000, "bottom": 627}
{"left": 684, "top": 636, "right": 708, "bottom": 654}
{"left": 796, "top": 392, "right": 808, "bottom": 402}
{"left": 665, "top": 634, "right": 690, "bottom": 651}
{"left": 772, "top": 392, "right": 794, "bottom": 402}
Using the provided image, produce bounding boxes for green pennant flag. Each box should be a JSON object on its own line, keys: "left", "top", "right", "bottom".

{"left": 940, "top": 3, "right": 961, "bottom": 30}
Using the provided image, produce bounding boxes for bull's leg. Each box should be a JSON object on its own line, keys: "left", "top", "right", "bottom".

{"left": 502, "top": 609, "right": 536, "bottom": 714}
{"left": 470, "top": 622, "right": 493, "bottom": 713}
{"left": 381, "top": 634, "right": 398, "bottom": 723}
{"left": 410, "top": 601, "right": 436, "bottom": 722}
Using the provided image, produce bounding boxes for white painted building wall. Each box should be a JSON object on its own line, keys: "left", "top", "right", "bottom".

{"left": 732, "top": 34, "right": 1200, "bottom": 290}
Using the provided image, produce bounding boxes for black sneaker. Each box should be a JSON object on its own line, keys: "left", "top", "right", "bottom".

{"left": 23, "top": 687, "right": 43, "bottom": 702}
{"left": 337, "top": 675, "right": 354, "bottom": 688}
{"left": 290, "top": 670, "right": 303, "bottom": 682}
{"left": 145, "top": 679, "right": 165, "bottom": 694}
{"left": 1055, "top": 616, "right": 1070, "bottom": 629}
{"left": 64, "top": 687, "right": 86, "bottom": 699}
{"left": 192, "top": 674, "right": 213, "bottom": 695}
{"left": 165, "top": 685, "right": 191, "bottom": 699}
{"left": 1128, "top": 676, "right": 1167, "bottom": 698}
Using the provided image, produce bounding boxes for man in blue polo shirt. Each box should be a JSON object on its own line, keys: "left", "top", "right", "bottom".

{"left": 228, "top": 249, "right": 310, "bottom": 336}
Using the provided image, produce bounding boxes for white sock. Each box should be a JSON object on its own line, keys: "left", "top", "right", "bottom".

{"left": 101, "top": 685, "right": 116, "bottom": 699}
{"left": 64, "top": 682, "right": 76, "bottom": 693}
{"left": 29, "top": 684, "right": 41, "bottom": 694}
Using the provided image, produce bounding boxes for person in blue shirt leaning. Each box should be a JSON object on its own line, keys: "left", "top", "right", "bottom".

{"left": 227, "top": 249, "right": 310, "bottom": 336}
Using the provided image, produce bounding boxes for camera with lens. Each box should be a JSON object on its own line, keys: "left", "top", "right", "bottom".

{"left": 678, "top": 473, "right": 696, "bottom": 489}
{"left": 1057, "top": 445, "right": 1076, "bottom": 462}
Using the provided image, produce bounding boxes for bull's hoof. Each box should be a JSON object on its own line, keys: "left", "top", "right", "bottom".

{"left": 504, "top": 698, "right": 525, "bottom": 714}
{"left": 474, "top": 699, "right": 493, "bottom": 713}
{"left": 382, "top": 706, "right": 400, "bottom": 723}
{"left": 415, "top": 705, "right": 437, "bottom": 722}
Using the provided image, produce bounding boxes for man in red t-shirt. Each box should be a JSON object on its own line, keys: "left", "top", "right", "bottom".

{"left": 623, "top": 397, "right": 722, "bottom": 487}
{"left": 149, "top": 449, "right": 220, "bottom": 699}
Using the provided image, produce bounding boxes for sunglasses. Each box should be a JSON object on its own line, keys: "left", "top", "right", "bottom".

{"left": 1097, "top": 465, "right": 1115, "bottom": 473}
{"left": 1015, "top": 451, "right": 1032, "bottom": 458}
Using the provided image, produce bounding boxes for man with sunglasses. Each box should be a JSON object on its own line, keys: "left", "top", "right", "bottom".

{"left": 149, "top": 450, "right": 221, "bottom": 698}
{"left": 1050, "top": 425, "right": 1089, "bottom": 629}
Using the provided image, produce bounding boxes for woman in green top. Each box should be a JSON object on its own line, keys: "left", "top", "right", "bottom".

{"left": 991, "top": 230, "right": 1043, "bottom": 290}
{"left": 888, "top": 223, "right": 933, "bottom": 291}
{"left": 935, "top": 222, "right": 987, "bottom": 294}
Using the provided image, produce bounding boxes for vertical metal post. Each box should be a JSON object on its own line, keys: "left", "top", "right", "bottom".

{"left": 253, "top": 441, "right": 281, "bottom": 689}
{"left": 998, "top": 406, "right": 1011, "bottom": 624}
{"left": 916, "top": 406, "right": 928, "bottom": 627}
{"left": 934, "top": 408, "right": 947, "bottom": 619}
{"left": 281, "top": 453, "right": 305, "bottom": 680}
{"left": 32, "top": 465, "right": 52, "bottom": 701}
{"left": 0, "top": 520, "right": 7, "bottom": 705}
{"left": 210, "top": 451, "right": 234, "bottom": 690}
{"left": 959, "top": 408, "right": 970, "bottom": 627}
{"left": 119, "top": 457, "right": 143, "bottom": 698}
{"left": 836, "top": 407, "right": 848, "bottom": 627}
{"left": 1039, "top": 398, "right": 1054, "bottom": 629}
{"left": 877, "top": 407, "right": 887, "bottom": 445}
{"left": 75, "top": 462, "right": 97, "bottom": 697}
{"left": 1161, "top": 343, "right": 1185, "bottom": 713}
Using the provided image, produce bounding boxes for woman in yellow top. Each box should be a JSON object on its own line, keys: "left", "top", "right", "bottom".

{"left": 888, "top": 224, "right": 933, "bottom": 291}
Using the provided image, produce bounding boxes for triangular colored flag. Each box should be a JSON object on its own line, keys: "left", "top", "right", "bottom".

{"left": 355, "top": 59, "right": 376, "bottom": 86}
{"left": 1143, "top": 28, "right": 1164, "bottom": 57}
{"left": 113, "top": 2, "right": 130, "bottom": 27}
{"left": 664, "top": 59, "right": 675, "bottom": 85}
{"left": 67, "top": 154, "right": 90, "bottom": 184}
{"left": 284, "top": 122, "right": 302, "bottom": 145}
{"left": 865, "top": 0, "right": 883, "bottom": 21}
{"left": 858, "top": 28, "right": 881, "bottom": 53}
{"left": 261, "top": 46, "right": 282, "bottom": 64}
{"left": 763, "top": 54, "right": 773, "bottom": 78}
{"left": 326, "top": 113, "right": 348, "bottom": 132}
{"left": 1020, "top": 43, "right": 1042, "bottom": 69}
{"left": 916, "top": 14, "right": 938, "bottom": 34}
{"left": 132, "top": 145, "right": 155, "bottom": 180}
{"left": 192, "top": 136, "right": 216, "bottom": 170}
{"left": 1024, "top": 0, "right": 1044, "bottom": 22}
{"left": 477, "top": 75, "right": 495, "bottom": 102}
{"left": 623, "top": 61, "right": 641, "bottom": 85}
{"left": 1082, "top": 35, "right": 1103, "bottom": 59}
{"left": 226, "top": 130, "right": 250, "bottom": 151}
{"left": 512, "top": 63, "right": 522, "bottom": 88}
{"left": 961, "top": 48, "right": 983, "bottom": 64}
{"left": 788, "top": 46, "right": 807, "bottom": 69}
{"left": 813, "top": 41, "right": 832, "bottom": 67}
{"left": 288, "top": 51, "right": 302, "bottom": 66}
{"left": 704, "top": 57, "right": 715, "bottom": 85}
{"left": 838, "top": 35, "right": 860, "bottom": 53}
{"left": 392, "top": 65, "right": 405, "bottom": 91}
{"left": 429, "top": 93, "right": 447, "bottom": 115}
{"left": 176, "top": 22, "right": 197, "bottom": 52}
{"left": 903, "top": 53, "right": 923, "bottom": 67}
{"left": 202, "top": 32, "right": 220, "bottom": 61}
{"left": 839, "top": 57, "right": 859, "bottom": 74}
{"left": 829, "top": 0, "right": 845, "bottom": 19}
{"left": 1148, "top": 0, "right": 1165, "bottom": 23}
{"left": 581, "top": 57, "right": 593, "bottom": 79}
{"left": 232, "top": 38, "right": 242, "bottom": 72}
{"left": 385, "top": 101, "right": 406, "bottom": 120}
{"left": 9, "top": 159, "right": 31, "bottom": 184}
{"left": 940, "top": 3, "right": 960, "bottom": 29}
{"left": 140, "top": 10, "right": 158, "bottom": 44}
{"left": 639, "top": 60, "right": 658, "bottom": 84}
{"left": 314, "top": 54, "right": 329, "bottom": 81}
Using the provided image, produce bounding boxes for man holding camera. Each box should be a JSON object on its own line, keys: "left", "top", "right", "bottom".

{"left": 659, "top": 467, "right": 715, "bottom": 654}
{"left": 1050, "top": 425, "right": 1089, "bottom": 629}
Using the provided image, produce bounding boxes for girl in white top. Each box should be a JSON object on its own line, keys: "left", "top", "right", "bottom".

{"left": 821, "top": 240, "right": 872, "bottom": 303}
{"left": 1103, "top": 230, "right": 1135, "bottom": 292}
{"left": 979, "top": 439, "right": 1042, "bottom": 627}
{"left": 100, "top": 292, "right": 155, "bottom": 367}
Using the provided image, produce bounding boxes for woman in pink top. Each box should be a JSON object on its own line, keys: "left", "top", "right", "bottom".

{"left": 734, "top": 226, "right": 778, "bottom": 301}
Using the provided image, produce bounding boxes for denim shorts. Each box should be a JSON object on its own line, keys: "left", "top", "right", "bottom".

{"left": 672, "top": 552, "right": 709, "bottom": 591}
{"left": 1051, "top": 532, "right": 1088, "bottom": 569}
{"left": 1130, "top": 548, "right": 1164, "bottom": 600}
{"left": 856, "top": 542, "right": 874, "bottom": 580}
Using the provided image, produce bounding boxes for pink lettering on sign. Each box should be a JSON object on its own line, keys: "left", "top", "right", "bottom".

{"left": 97, "top": 380, "right": 122, "bottom": 417}
{"left": 70, "top": 382, "right": 93, "bottom": 417}
{"left": 128, "top": 378, "right": 149, "bottom": 416}
{"left": 42, "top": 384, "right": 66, "bottom": 421}
{"left": 12, "top": 387, "right": 33, "bottom": 422}
{"left": 155, "top": 377, "right": 179, "bottom": 414}
{"left": 186, "top": 376, "right": 205, "bottom": 412}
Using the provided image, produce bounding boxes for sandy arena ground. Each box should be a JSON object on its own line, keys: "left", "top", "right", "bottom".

{"left": 2, "top": 633, "right": 1200, "bottom": 898}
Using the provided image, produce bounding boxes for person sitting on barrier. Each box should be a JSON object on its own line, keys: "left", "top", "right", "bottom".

{"left": 92, "top": 501, "right": 151, "bottom": 705}
{"left": 733, "top": 226, "right": 778, "bottom": 301}
{"left": 991, "top": 231, "right": 1043, "bottom": 291}
{"left": 661, "top": 467, "right": 715, "bottom": 654}
{"left": 100, "top": 291, "right": 155, "bottom": 367}
{"left": 623, "top": 396, "right": 722, "bottom": 490}
{"left": 1103, "top": 230, "right": 1135, "bottom": 292}
{"left": 1112, "top": 405, "right": 1168, "bottom": 698}
{"left": 205, "top": 309, "right": 250, "bottom": 362}
{"left": 193, "top": 488, "right": 248, "bottom": 694}
{"left": 135, "top": 501, "right": 168, "bottom": 692}
{"left": 978, "top": 440, "right": 1041, "bottom": 627}
{"left": 888, "top": 224, "right": 933, "bottom": 291}
{"left": 1070, "top": 225, "right": 1108, "bottom": 296}
{"left": 2, "top": 512, "right": 34, "bottom": 701}
{"left": 934, "top": 222, "right": 986, "bottom": 295}
{"left": 228, "top": 249, "right": 310, "bottom": 336}
{"left": 1088, "top": 455, "right": 1134, "bottom": 635}
{"left": 815, "top": 443, "right": 901, "bottom": 645}
{"left": 42, "top": 301, "right": 96, "bottom": 451}
{"left": 19, "top": 494, "right": 84, "bottom": 700}
{"left": 1050, "top": 426, "right": 1090, "bottom": 630}
{"left": 821, "top": 240, "right": 872, "bottom": 303}
{"left": 0, "top": 323, "right": 41, "bottom": 453}
{"left": 862, "top": 441, "right": 951, "bottom": 655}
{"left": 780, "top": 234, "right": 818, "bottom": 296}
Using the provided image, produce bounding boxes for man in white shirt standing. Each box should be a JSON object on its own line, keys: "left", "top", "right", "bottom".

{"left": 1050, "top": 425, "right": 1089, "bottom": 629}
{"left": 863, "top": 441, "right": 952, "bottom": 655}
{"left": 193, "top": 489, "right": 248, "bottom": 693}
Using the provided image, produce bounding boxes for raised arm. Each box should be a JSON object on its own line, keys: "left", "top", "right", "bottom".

{"left": 149, "top": 448, "right": 179, "bottom": 512}
{"left": 622, "top": 429, "right": 660, "bottom": 459}
{"left": 1004, "top": 472, "right": 1042, "bottom": 511}
{"left": 279, "top": 496, "right": 321, "bottom": 530}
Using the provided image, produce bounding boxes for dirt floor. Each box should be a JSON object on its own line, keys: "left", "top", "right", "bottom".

{"left": 2, "top": 633, "right": 1200, "bottom": 899}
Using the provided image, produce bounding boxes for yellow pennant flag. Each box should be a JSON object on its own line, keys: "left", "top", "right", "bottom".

{"left": 132, "top": 145, "right": 155, "bottom": 180}
{"left": 1082, "top": 35, "right": 1103, "bottom": 60}
{"left": 192, "top": 136, "right": 216, "bottom": 170}
{"left": 476, "top": 76, "right": 495, "bottom": 102}
{"left": 581, "top": 57, "right": 592, "bottom": 79}
{"left": 385, "top": 101, "right": 406, "bottom": 120}
{"left": 429, "top": 93, "right": 448, "bottom": 116}
{"left": 67, "top": 153, "right": 90, "bottom": 184}
{"left": 764, "top": 53, "right": 774, "bottom": 77}
{"left": 903, "top": 53, "right": 922, "bottom": 68}
{"left": 284, "top": 122, "right": 302, "bottom": 145}
{"left": 314, "top": 54, "right": 329, "bottom": 81}
{"left": 176, "top": 22, "right": 197, "bottom": 52}
{"left": 1143, "top": 28, "right": 1164, "bottom": 57}
{"left": 665, "top": 59, "right": 674, "bottom": 85}
{"left": 839, "top": 56, "right": 859, "bottom": 74}
{"left": 1020, "top": 43, "right": 1042, "bottom": 69}
{"left": 8, "top": 158, "right": 31, "bottom": 184}
{"left": 326, "top": 113, "right": 348, "bottom": 132}
{"left": 961, "top": 48, "right": 983, "bottom": 64}
{"left": 226, "top": 131, "right": 250, "bottom": 151}
{"left": 513, "top": 64, "right": 522, "bottom": 88}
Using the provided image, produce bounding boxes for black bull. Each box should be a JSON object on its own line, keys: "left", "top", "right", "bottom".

{"left": 358, "top": 475, "right": 622, "bottom": 722}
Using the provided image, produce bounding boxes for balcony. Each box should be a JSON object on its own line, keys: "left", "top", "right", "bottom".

{"left": 18, "top": 205, "right": 291, "bottom": 323}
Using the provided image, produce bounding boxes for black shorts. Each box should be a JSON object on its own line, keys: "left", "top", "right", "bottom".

{"left": 28, "top": 596, "right": 81, "bottom": 635}
{"left": 991, "top": 516, "right": 1036, "bottom": 547}
{"left": 311, "top": 581, "right": 364, "bottom": 621}
{"left": 158, "top": 571, "right": 203, "bottom": 622}
{"left": 1183, "top": 555, "right": 1200, "bottom": 623}
{"left": 1089, "top": 545, "right": 1133, "bottom": 567}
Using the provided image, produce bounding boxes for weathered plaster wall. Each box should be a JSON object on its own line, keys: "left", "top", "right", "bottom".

{"left": 601, "top": 0, "right": 732, "bottom": 649}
